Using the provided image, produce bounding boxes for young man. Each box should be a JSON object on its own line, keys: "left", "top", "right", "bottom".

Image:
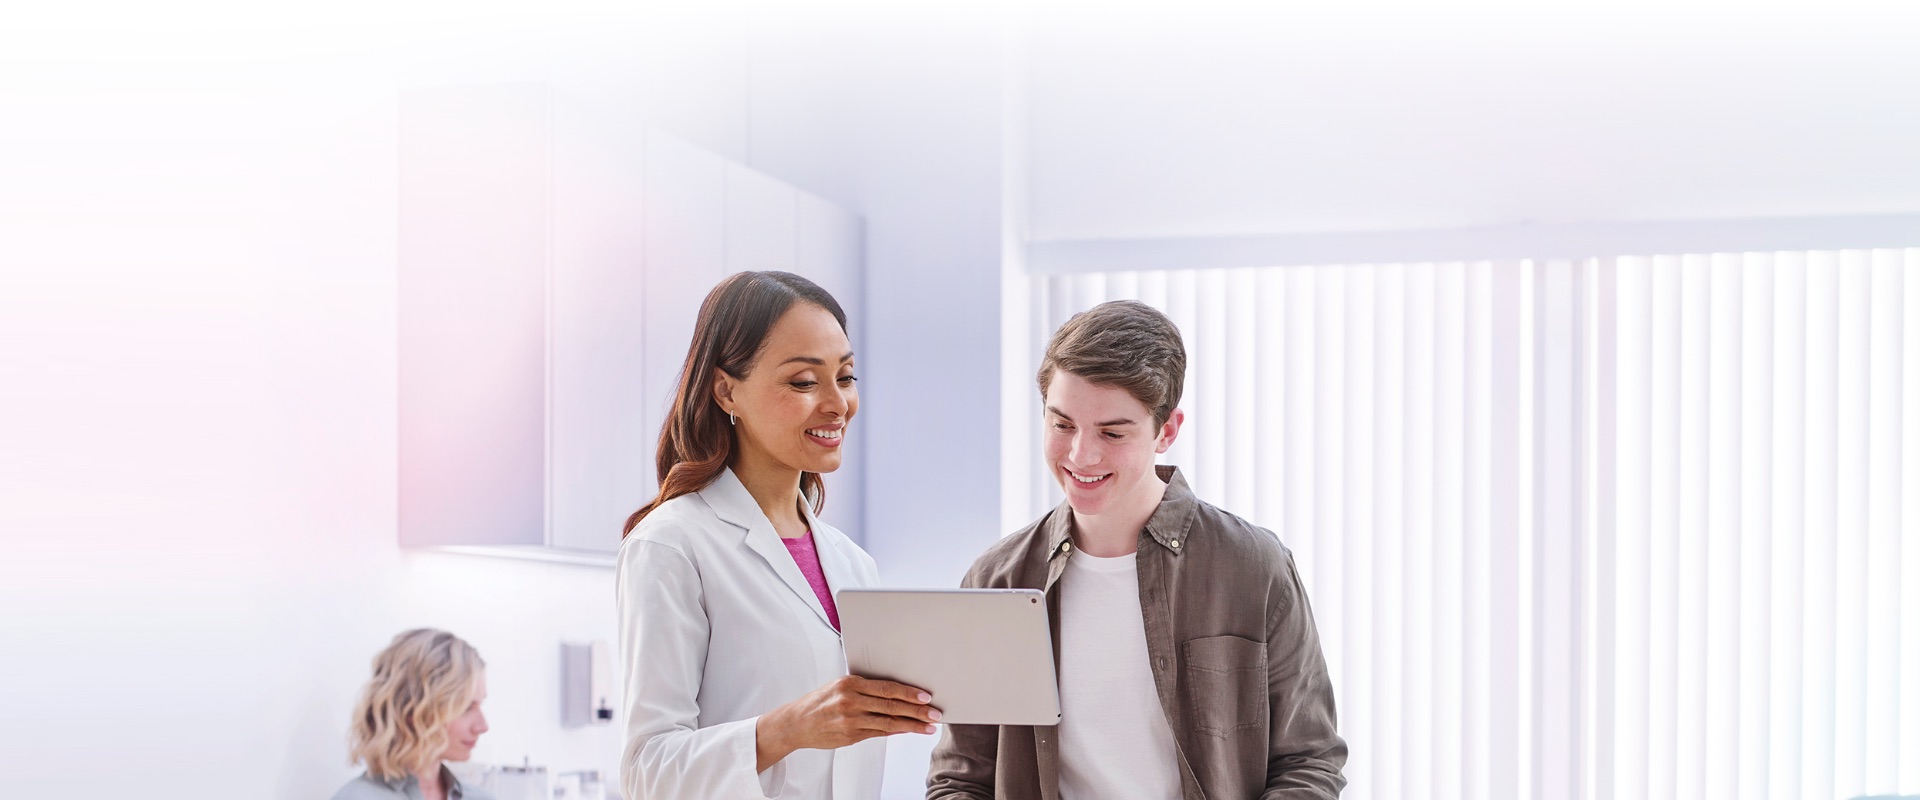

{"left": 927, "top": 300, "right": 1346, "bottom": 800}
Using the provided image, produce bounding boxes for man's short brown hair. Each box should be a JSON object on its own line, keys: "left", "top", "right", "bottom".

{"left": 1036, "top": 300, "right": 1187, "bottom": 428}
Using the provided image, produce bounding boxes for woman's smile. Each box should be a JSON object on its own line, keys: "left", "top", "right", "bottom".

{"left": 805, "top": 423, "right": 845, "bottom": 448}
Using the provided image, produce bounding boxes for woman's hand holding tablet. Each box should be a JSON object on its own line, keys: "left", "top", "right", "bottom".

{"left": 754, "top": 675, "right": 941, "bottom": 771}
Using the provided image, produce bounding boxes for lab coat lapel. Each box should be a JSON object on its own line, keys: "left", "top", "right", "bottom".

{"left": 701, "top": 469, "right": 841, "bottom": 635}
{"left": 799, "top": 499, "right": 860, "bottom": 611}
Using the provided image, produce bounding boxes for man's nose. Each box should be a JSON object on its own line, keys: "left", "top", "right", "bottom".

{"left": 1068, "top": 430, "right": 1099, "bottom": 465}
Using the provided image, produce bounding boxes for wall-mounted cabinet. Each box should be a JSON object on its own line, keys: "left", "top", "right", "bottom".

{"left": 399, "top": 85, "right": 864, "bottom": 563}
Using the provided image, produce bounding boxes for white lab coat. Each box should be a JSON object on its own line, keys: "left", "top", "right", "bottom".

{"left": 617, "top": 467, "right": 885, "bottom": 800}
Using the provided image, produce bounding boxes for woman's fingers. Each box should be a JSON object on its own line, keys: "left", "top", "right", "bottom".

{"left": 788, "top": 676, "right": 939, "bottom": 748}
{"left": 855, "top": 710, "right": 939, "bottom": 736}
{"left": 849, "top": 676, "right": 933, "bottom": 705}
{"left": 864, "top": 695, "right": 942, "bottom": 724}
{"left": 846, "top": 677, "right": 941, "bottom": 724}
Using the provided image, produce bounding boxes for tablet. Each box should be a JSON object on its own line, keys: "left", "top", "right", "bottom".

{"left": 837, "top": 588, "right": 1062, "bottom": 727}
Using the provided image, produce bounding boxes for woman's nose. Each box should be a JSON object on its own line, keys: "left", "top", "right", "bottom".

{"left": 823, "top": 384, "right": 851, "bottom": 417}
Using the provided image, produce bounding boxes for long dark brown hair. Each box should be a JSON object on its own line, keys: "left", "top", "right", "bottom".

{"left": 624, "top": 271, "right": 850, "bottom": 536}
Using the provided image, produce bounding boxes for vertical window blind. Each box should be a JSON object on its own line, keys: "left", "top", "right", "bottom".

{"left": 1002, "top": 251, "right": 1919, "bottom": 800}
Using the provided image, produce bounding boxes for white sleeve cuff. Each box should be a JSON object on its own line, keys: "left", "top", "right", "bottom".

{"left": 739, "top": 715, "right": 787, "bottom": 799}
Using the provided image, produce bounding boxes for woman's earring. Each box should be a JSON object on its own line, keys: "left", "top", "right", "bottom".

{"left": 729, "top": 412, "right": 736, "bottom": 426}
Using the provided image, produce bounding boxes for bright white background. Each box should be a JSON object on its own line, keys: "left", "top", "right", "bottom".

{"left": 3, "top": 3, "right": 1917, "bottom": 798}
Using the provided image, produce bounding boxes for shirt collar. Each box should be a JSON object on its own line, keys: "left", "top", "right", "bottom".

{"left": 378, "top": 766, "right": 465, "bottom": 799}
{"left": 700, "top": 466, "right": 824, "bottom": 537}
{"left": 1044, "top": 464, "right": 1197, "bottom": 559}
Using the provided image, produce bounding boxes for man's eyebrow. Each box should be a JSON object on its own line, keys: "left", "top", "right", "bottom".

{"left": 777, "top": 351, "right": 856, "bottom": 367}
{"left": 1046, "top": 406, "right": 1136, "bottom": 427}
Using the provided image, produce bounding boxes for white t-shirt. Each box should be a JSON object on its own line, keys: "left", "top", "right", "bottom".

{"left": 1056, "top": 550, "right": 1183, "bottom": 800}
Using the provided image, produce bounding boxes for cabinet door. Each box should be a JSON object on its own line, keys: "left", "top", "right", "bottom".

{"left": 550, "top": 106, "right": 649, "bottom": 553}
{"left": 725, "top": 163, "right": 799, "bottom": 272}
{"left": 641, "top": 134, "right": 730, "bottom": 489}
{"left": 796, "top": 192, "right": 867, "bottom": 544}
{"left": 397, "top": 86, "right": 550, "bottom": 548}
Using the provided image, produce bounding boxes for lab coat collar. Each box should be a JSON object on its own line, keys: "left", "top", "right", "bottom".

{"left": 700, "top": 467, "right": 849, "bottom": 636}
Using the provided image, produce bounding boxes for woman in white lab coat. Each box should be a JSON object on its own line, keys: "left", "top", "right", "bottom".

{"left": 617, "top": 271, "right": 939, "bottom": 800}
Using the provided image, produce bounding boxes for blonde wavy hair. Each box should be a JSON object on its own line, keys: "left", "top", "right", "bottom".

{"left": 348, "top": 628, "right": 486, "bottom": 781}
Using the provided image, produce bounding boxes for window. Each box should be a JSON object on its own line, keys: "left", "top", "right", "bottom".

{"left": 1004, "top": 251, "right": 1920, "bottom": 800}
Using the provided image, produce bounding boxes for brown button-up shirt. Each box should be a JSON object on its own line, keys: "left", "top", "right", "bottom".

{"left": 927, "top": 466, "right": 1347, "bottom": 800}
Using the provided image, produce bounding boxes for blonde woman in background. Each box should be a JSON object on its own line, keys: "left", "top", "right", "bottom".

{"left": 333, "top": 628, "right": 494, "bottom": 800}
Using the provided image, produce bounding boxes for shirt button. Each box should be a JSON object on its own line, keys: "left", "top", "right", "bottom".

{"left": 1170, "top": 539, "right": 1181, "bottom": 549}
{"left": 1061, "top": 542, "right": 1072, "bottom": 553}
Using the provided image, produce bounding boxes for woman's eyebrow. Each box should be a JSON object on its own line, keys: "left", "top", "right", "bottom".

{"left": 777, "top": 351, "right": 856, "bottom": 367}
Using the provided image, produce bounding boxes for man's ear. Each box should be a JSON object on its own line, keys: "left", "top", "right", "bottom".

{"left": 1154, "top": 408, "right": 1185, "bottom": 455}
{"left": 711, "top": 368, "right": 738, "bottom": 416}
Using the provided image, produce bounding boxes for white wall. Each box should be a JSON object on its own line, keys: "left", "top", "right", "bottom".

{"left": 0, "top": 19, "right": 632, "bottom": 792}
{"left": 1024, "top": 4, "right": 1920, "bottom": 242}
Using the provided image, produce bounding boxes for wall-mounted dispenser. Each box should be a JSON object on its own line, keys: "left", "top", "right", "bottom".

{"left": 560, "top": 640, "right": 614, "bottom": 727}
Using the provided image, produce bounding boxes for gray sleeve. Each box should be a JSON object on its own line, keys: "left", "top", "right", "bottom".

{"left": 1259, "top": 549, "right": 1348, "bottom": 799}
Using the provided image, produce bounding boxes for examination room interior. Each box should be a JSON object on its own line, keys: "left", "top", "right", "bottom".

{"left": 4, "top": 3, "right": 1919, "bottom": 799}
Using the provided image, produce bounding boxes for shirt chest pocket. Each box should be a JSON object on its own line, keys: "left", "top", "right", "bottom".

{"left": 1180, "top": 635, "right": 1268, "bottom": 738}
